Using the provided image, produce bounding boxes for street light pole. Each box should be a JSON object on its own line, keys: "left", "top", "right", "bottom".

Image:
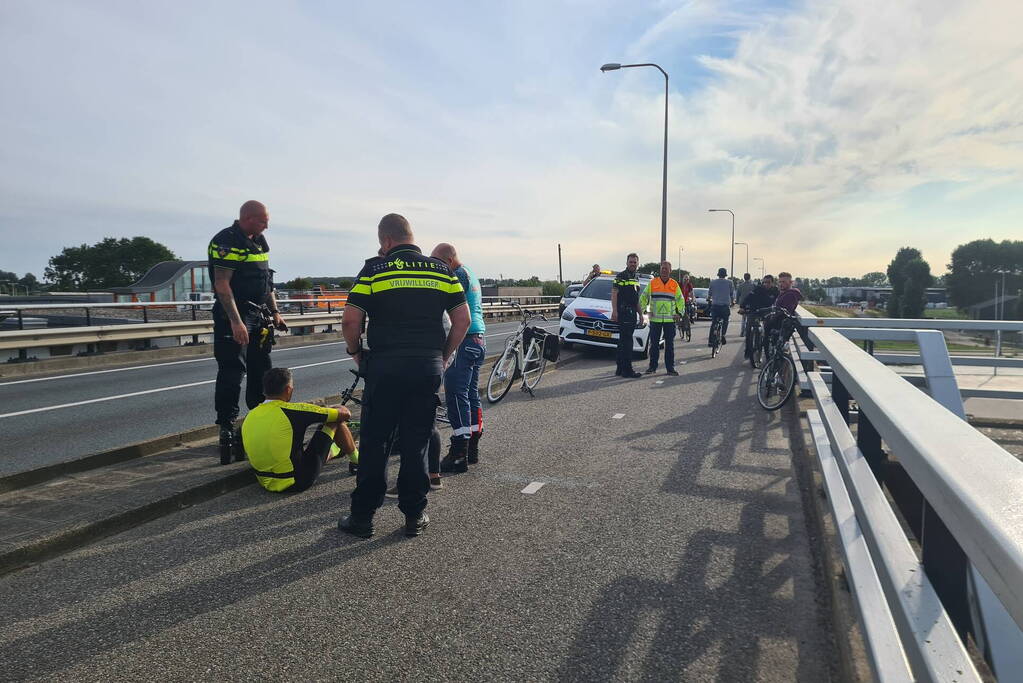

{"left": 708, "top": 208, "right": 735, "bottom": 280}
{"left": 734, "top": 242, "right": 749, "bottom": 275}
{"left": 677, "top": 246, "right": 684, "bottom": 281}
{"left": 601, "top": 62, "right": 669, "bottom": 263}
{"left": 753, "top": 257, "right": 764, "bottom": 279}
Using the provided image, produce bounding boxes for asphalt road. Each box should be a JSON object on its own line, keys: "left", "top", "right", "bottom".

{"left": 0, "top": 325, "right": 835, "bottom": 681}
{"left": 0, "top": 320, "right": 559, "bottom": 475}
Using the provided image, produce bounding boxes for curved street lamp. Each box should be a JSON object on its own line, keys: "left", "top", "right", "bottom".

{"left": 601, "top": 62, "right": 669, "bottom": 263}
{"left": 734, "top": 242, "right": 749, "bottom": 276}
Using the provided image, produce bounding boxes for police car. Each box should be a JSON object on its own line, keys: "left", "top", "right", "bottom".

{"left": 558, "top": 273, "right": 657, "bottom": 358}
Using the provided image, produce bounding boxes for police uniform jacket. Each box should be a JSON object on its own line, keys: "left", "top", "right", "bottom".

{"left": 613, "top": 269, "right": 641, "bottom": 324}
{"left": 346, "top": 244, "right": 467, "bottom": 358}
{"left": 207, "top": 221, "right": 272, "bottom": 319}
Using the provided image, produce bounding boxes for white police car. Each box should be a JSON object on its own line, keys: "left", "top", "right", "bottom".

{"left": 558, "top": 274, "right": 657, "bottom": 358}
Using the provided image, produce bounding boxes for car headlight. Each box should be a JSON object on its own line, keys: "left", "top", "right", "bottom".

{"left": 561, "top": 311, "right": 574, "bottom": 322}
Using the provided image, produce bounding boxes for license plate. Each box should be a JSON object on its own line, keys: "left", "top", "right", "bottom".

{"left": 586, "top": 329, "right": 613, "bottom": 338}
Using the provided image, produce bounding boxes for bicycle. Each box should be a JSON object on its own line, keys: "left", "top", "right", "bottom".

{"left": 677, "top": 309, "right": 692, "bottom": 342}
{"left": 756, "top": 307, "right": 799, "bottom": 411}
{"left": 486, "top": 301, "right": 551, "bottom": 403}
{"left": 339, "top": 367, "right": 451, "bottom": 474}
{"left": 708, "top": 306, "right": 726, "bottom": 358}
{"left": 742, "top": 309, "right": 765, "bottom": 368}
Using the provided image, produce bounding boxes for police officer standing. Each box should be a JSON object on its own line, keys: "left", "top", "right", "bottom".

{"left": 611, "top": 252, "right": 643, "bottom": 378}
{"left": 208, "top": 200, "right": 287, "bottom": 465}
{"left": 339, "top": 214, "right": 470, "bottom": 538}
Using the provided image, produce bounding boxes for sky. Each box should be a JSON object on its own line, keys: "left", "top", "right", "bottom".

{"left": 1, "top": 0, "right": 1022, "bottom": 283}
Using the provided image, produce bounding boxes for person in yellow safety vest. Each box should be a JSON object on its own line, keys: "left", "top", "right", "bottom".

{"left": 242, "top": 367, "right": 359, "bottom": 493}
{"left": 639, "top": 260, "right": 686, "bottom": 376}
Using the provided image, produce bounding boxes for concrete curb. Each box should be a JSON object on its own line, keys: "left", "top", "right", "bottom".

{"left": 0, "top": 426, "right": 221, "bottom": 494}
{"left": 0, "top": 468, "right": 253, "bottom": 577}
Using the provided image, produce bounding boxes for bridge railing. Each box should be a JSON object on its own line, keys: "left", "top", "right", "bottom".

{"left": 804, "top": 325, "right": 1023, "bottom": 681}
{"left": 0, "top": 296, "right": 562, "bottom": 360}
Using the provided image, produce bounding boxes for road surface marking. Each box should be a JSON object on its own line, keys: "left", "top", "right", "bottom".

{"left": 521, "top": 482, "right": 545, "bottom": 494}
{"left": 0, "top": 358, "right": 351, "bottom": 419}
{"left": 655, "top": 380, "right": 664, "bottom": 384}
{"left": 612, "top": 413, "right": 625, "bottom": 419}
{"left": 0, "top": 341, "right": 347, "bottom": 386}
{"left": 0, "top": 322, "right": 557, "bottom": 388}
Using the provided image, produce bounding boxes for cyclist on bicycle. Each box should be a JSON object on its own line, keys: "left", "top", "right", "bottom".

{"left": 770, "top": 272, "right": 815, "bottom": 350}
{"left": 707, "top": 268, "right": 734, "bottom": 347}
{"left": 680, "top": 274, "right": 695, "bottom": 320}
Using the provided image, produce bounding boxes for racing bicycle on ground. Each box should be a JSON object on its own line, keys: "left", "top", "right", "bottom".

{"left": 756, "top": 307, "right": 800, "bottom": 411}
{"left": 486, "top": 301, "right": 554, "bottom": 403}
{"left": 708, "top": 305, "right": 726, "bottom": 358}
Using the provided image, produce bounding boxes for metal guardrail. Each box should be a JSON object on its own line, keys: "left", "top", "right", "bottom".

{"left": 0, "top": 312, "right": 342, "bottom": 352}
{"left": 0, "top": 296, "right": 562, "bottom": 356}
{"left": 804, "top": 326, "right": 1023, "bottom": 681}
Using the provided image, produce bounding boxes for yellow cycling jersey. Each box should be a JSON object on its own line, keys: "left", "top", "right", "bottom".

{"left": 241, "top": 400, "right": 339, "bottom": 491}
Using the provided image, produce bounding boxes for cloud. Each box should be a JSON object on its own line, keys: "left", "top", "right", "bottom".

{"left": 1, "top": 0, "right": 1021, "bottom": 283}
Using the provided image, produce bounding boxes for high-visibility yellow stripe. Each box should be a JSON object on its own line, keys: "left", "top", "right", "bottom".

{"left": 371, "top": 278, "right": 463, "bottom": 294}
{"left": 350, "top": 283, "right": 372, "bottom": 295}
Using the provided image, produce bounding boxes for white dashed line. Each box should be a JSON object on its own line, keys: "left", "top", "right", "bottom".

{"left": 612, "top": 413, "right": 625, "bottom": 419}
{"left": 655, "top": 380, "right": 664, "bottom": 385}
{"left": 521, "top": 482, "right": 545, "bottom": 494}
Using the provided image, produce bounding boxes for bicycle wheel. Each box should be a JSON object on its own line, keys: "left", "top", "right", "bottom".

{"left": 757, "top": 353, "right": 797, "bottom": 410}
{"left": 521, "top": 339, "right": 547, "bottom": 389}
{"left": 486, "top": 345, "right": 518, "bottom": 403}
{"left": 747, "top": 326, "right": 762, "bottom": 368}
{"left": 710, "top": 320, "right": 720, "bottom": 358}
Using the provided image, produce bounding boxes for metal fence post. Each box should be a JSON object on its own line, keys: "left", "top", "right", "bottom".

{"left": 143, "top": 306, "right": 148, "bottom": 324}
{"left": 832, "top": 374, "right": 850, "bottom": 424}
{"left": 17, "top": 309, "right": 24, "bottom": 330}
{"left": 856, "top": 411, "right": 885, "bottom": 482}
{"left": 921, "top": 502, "right": 974, "bottom": 641}
{"left": 85, "top": 308, "right": 91, "bottom": 327}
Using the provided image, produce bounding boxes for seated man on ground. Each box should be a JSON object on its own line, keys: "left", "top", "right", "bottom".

{"left": 242, "top": 367, "right": 358, "bottom": 493}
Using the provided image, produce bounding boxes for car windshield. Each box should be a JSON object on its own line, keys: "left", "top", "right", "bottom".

{"left": 694, "top": 288, "right": 709, "bottom": 298}
{"left": 578, "top": 277, "right": 651, "bottom": 301}
{"left": 566, "top": 285, "right": 583, "bottom": 297}
{"left": 580, "top": 278, "right": 613, "bottom": 300}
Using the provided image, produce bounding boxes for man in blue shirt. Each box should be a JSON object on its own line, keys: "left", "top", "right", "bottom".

{"left": 432, "top": 243, "right": 487, "bottom": 473}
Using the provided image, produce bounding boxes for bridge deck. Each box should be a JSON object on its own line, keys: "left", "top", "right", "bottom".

{"left": 0, "top": 338, "right": 835, "bottom": 681}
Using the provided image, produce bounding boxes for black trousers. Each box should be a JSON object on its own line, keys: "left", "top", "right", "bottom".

{"left": 213, "top": 314, "right": 271, "bottom": 426}
{"left": 616, "top": 312, "right": 637, "bottom": 374}
{"left": 647, "top": 321, "right": 677, "bottom": 371}
{"left": 290, "top": 430, "right": 334, "bottom": 493}
{"left": 351, "top": 355, "right": 442, "bottom": 519}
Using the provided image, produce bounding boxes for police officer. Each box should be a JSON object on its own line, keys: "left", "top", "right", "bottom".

{"left": 611, "top": 252, "right": 643, "bottom": 378}
{"left": 208, "top": 200, "right": 287, "bottom": 465}
{"left": 338, "top": 214, "right": 470, "bottom": 538}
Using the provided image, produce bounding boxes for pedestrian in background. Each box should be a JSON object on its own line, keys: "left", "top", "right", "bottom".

{"left": 584, "top": 264, "right": 601, "bottom": 284}
{"left": 736, "top": 273, "right": 755, "bottom": 337}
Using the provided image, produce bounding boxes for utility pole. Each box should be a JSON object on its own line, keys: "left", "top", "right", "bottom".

{"left": 558, "top": 244, "right": 563, "bottom": 284}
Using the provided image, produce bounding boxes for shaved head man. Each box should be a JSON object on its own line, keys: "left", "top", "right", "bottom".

{"left": 207, "top": 200, "right": 287, "bottom": 464}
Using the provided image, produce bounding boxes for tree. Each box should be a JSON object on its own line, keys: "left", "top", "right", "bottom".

{"left": 541, "top": 280, "right": 565, "bottom": 297}
{"left": 44, "top": 237, "right": 177, "bottom": 290}
{"left": 886, "top": 247, "right": 931, "bottom": 318}
{"left": 18, "top": 273, "right": 39, "bottom": 292}
{"left": 637, "top": 262, "right": 660, "bottom": 276}
{"left": 859, "top": 271, "right": 889, "bottom": 287}
{"left": 946, "top": 238, "right": 1023, "bottom": 311}
{"left": 282, "top": 277, "right": 314, "bottom": 290}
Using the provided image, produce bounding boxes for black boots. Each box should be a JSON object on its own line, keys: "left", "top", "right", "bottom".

{"left": 467, "top": 432, "right": 481, "bottom": 465}
{"left": 218, "top": 425, "right": 234, "bottom": 465}
{"left": 218, "top": 424, "right": 245, "bottom": 465}
{"left": 439, "top": 439, "right": 468, "bottom": 473}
